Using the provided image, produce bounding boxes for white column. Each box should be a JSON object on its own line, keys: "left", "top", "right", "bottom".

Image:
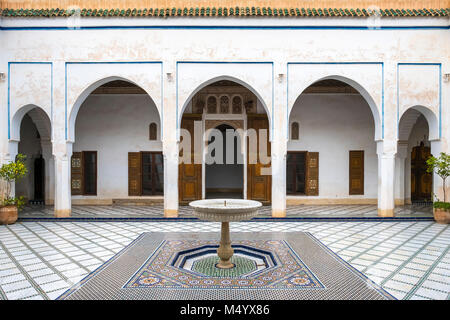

{"left": 271, "top": 63, "right": 287, "bottom": 217}
{"left": 6, "top": 141, "right": 19, "bottom": 197}
{"left": 395, "top": 142, "right": 408, "bottom": 205}
{"left": 163, "top": 144, "right": 179, "bottom": 217}
{"left": 53, "top": 142, "right": 72, "bottom": 217}
{"left": 41, "top": 139, "right": 54, "bottom": 205}
{"left": 430, "top": 140, "right": 444, "bottom": 202}
{"left": 51, "top": 61, "right": 71, "bottom": 217}
{"left": 271, "top": 151, "right": 286, "bottom": 217}
{"left": 162, "top": 62, "right": 178, "bottom": 217}
{"left": 377, "top": 141, "right": 396, "bottom": 217}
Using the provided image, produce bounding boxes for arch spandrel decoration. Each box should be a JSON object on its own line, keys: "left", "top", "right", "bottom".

{"left": 66, "top": 61, "right": 163, "bottom": 142}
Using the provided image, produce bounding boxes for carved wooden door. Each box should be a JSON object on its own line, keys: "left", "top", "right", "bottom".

{"left": 247, "top": 114, "right": 271, "bottom": 204}
{"left": 179, "top": 115, "right": 202, "bottom": 204}
{"left": 411, "top": 143, "right": 432, "bottom": 202}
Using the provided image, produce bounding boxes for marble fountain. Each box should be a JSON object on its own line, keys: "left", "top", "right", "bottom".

{"left": 189, "top": 199, "right": 262, "bottom": 269}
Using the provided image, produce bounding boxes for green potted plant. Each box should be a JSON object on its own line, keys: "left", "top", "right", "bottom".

{"left": 0, "top": 154, "right": 27, "bottom": 225}
{"left": 426, "top": 152, "right": 450, "bottom": 224}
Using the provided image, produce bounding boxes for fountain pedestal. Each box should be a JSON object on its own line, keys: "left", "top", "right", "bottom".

{"left": 217, "top": 222, "right": 234, "bottom": 268}
{"left": 189, "top": 199, "right": 262, "bottom": 269}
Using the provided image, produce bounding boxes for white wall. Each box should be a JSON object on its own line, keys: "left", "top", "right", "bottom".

{"left": 73, "top": 94, "right": 162, "bottom": 201}
{"left": 288, "top": 94, "right": 377, "bottom": 200}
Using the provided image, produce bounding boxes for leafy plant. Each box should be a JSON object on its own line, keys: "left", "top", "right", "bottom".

{"left": 426, "top": 152, "right": 450, "bottom": 203}
{"left": 0, "top": 154, "right": 28, "bottom": 210}
{"left": 433, "top": 201, "right": 450, "bottom": 211}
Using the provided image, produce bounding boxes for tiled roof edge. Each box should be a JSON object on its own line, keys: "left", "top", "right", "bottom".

{"left": 1, "top": 7, "right": 449, "bottom": 18}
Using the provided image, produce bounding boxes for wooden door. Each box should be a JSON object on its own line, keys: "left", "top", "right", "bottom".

{"left": 179, "top": 114, "right": 202, "bottom": 204}
{"left": 71, "top": 152, "right": 84, "bottom": 195}
{"left": 247, "top": 114, "right": 271, "bottom": 203}
{"left": 411, "top": 142, "right": 432, "bottom": 202}
{"left": 349, "top": 151, "right": 364, "bottom": 195}
{"left": 305, "top": 152, "right": 319, "bottom": 196}
{"left": 128, "top": 152, "right": 142, "bottom": 196}
{"left": 286, "top": 152, "right": 306, "bottom": 195}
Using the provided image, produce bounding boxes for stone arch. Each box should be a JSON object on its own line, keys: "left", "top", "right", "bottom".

{"left": 398, "top": 105, "right": 439, "bottom": 142}
{"left": 10, "top": 104, "right": 51, "bottom": 142}
{"left": 178, "top": 75, "right": 271, "bottom": 140}
{"left": 68, "top": 76, "right": 162, "bottom": 142}
{"left": 289, "top": 75, "right": 382, "bottom": 141}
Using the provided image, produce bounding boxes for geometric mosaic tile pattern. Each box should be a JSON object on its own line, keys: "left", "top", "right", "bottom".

{"left": 124, "top": 239, "right": 324, "bottom": 290}
{"left": 0, "top": 219, "right": 449, "bottom": 300}
{"left": 19, "top": 204, "right": 433, "bottom": 219}
{"left": 58, "top": 233, "right": 394, "bottom": 300}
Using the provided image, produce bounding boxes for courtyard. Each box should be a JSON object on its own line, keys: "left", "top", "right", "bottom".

{"left": 0, "top": 0, "right": 449, "bottom": 305}
{"left": 0, "top": 205, "right": 449, "bottom": 300}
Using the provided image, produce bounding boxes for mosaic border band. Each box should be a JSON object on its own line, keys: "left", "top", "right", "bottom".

{"left": 2, "top": 7, "right": 449, "bottom": 18}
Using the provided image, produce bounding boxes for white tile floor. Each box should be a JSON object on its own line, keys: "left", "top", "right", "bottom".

{"left": 0, "top": 219, "right": 449, "bottom": 300}
{"left": 19, "top": 204, "right": 433, "bottom": 218}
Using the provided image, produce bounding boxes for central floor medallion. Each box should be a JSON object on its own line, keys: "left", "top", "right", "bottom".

{"left": 58, "top": 232, "right": 395, "bottom": 300}
{"left": 124, "top": 240, "right": 323, "bottom": 289}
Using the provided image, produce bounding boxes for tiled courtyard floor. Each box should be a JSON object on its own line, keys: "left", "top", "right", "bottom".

{"left": 1, "top": 213, "right": 449, "bottom": 300}
{"left": 19, "top": 204, "right": 433, "bottom": 219}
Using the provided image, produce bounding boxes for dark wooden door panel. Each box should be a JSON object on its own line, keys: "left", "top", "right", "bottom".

{"left": 247, "top": 114, "right": 271, "bottom": 203}
{"left": 305, "top": 152, "right": 319, "bottom": 196}
{"left": 128, "top": 152, "right": 142, "bottom": 196}
{"left": 179, "top": 115, "right": 202, "bottom": 203}
{"left": 349, "top": 150, "right": 364, "bottom": 195}
{"left": 71, "top": 152, "right": 84, "bottom": 195}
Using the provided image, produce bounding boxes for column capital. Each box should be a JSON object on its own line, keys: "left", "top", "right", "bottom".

{"left": 396, "top": 141, "right": 409, "bottom": 159}
{"left": 52, "top": 141, "right": 73, "bottom": 160}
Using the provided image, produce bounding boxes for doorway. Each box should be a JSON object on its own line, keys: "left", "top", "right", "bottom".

{"left": 411, "top": 141, "right": 432, "bottom": 202}
{"left": 205, "top": 124, "right": 244, "bottom": 199}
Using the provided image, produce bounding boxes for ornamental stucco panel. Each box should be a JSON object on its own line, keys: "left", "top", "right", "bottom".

{"left": 287, "top": 63, "right": 383, "bottom": 141}
{"left": 66, "top": 62, "right": 162, "bottom": 141}
{"left": 176, "top": 63, "right": 273, "bottom": 130}
{"left": 398, "top": 64, "right": 441, "bottom": 140}
{"left": 8, "top": 63, "right": 52, "bottom": 140}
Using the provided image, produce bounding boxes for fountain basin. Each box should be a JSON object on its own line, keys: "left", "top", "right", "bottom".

{"left": 189, "top": 199, "right": 262, "bottom": 222}
{"left": 189, "top": 199, "right": 262, "bottom": 269}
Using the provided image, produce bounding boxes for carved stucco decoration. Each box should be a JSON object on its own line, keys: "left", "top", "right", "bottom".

{"left": 205, "top": 120, "right": 244, "bottom": 131}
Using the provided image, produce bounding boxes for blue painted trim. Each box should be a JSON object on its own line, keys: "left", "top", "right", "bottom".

{"left": 7, "top": 63, "right": 10, "bottom": 139}
{"left": 287, "top": 62, "right": 385, "bottom": 138}
{"left": 1, "top": 25, "right": 449, "bottom": 31}
{"left": 7, "top": 62, "right": 53, "bottom": 140}
{"left": 397, "top": 63, "right": 442, "bottom": 139}
{"left": 64, "top": 61, "right": 163, "bottom": 140}
{"left": 176, "top": 61, "right": 274, "bottom": 140}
